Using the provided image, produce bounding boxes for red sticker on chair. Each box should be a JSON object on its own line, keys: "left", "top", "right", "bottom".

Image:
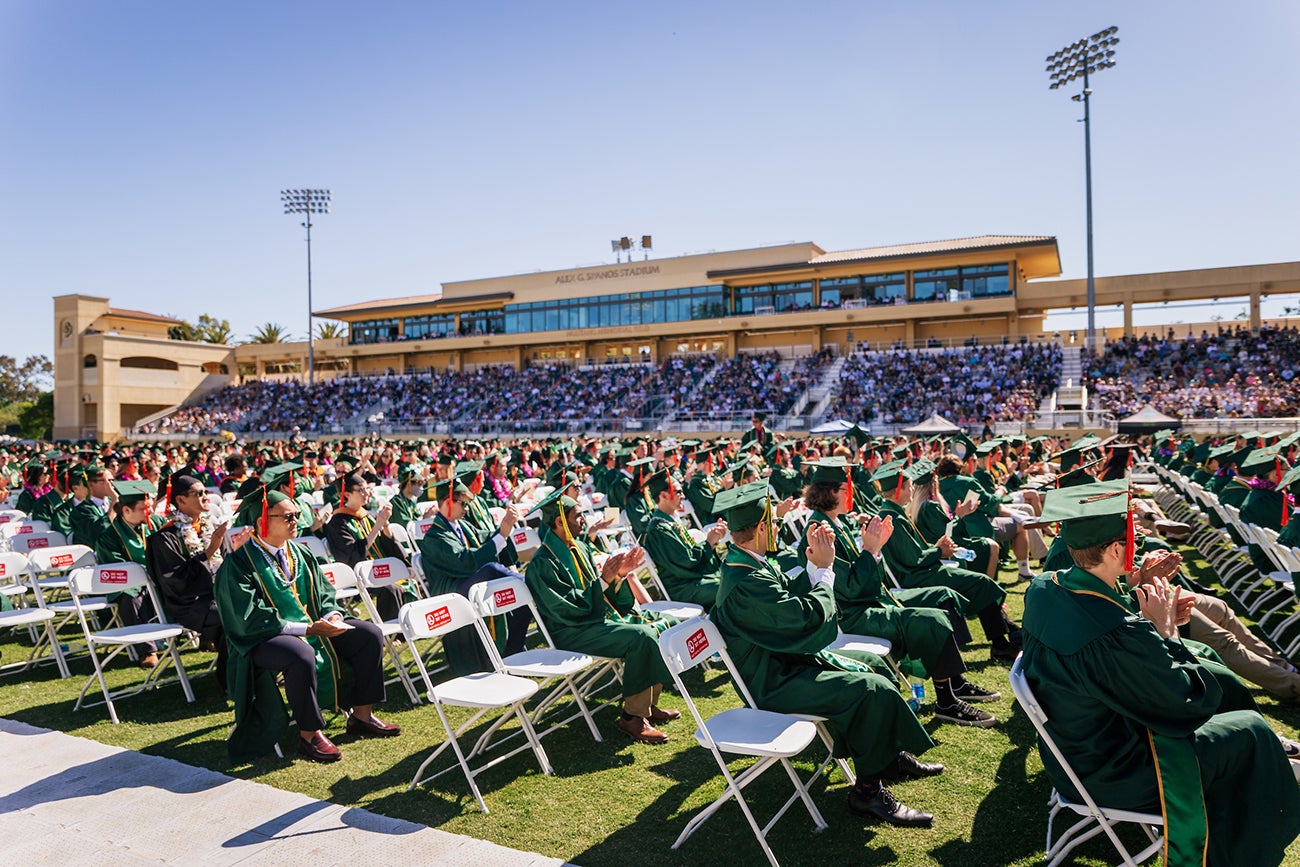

{"left": 29, "top": 538, "right": 50, "bottom": 550}
{"left": 425, "top": 606, "right": 451, "bottom": 630}
{"left": 512, "top": 530, "right": 528, "bottom": 545}
{"left": 324, "top": 569, "right": 337, "bottom": 585}
{"left": 373, "top": 563, "right": 391, "bottom": 579}
{"left": 48, "top": 550, "right": 70, "bottom": 565}
{"left": 0, "top": 515, "right": 10, "bottom": 524}
{"left": 15, "top": 524, "right": 33, "bottom": 535}
{"left": 493, "top": 587, "right": 516, "bottom": 608}
{"left": 100, "top": 569, "right": 129, "bottom": 585}
{"left": 686, "top": 627, "right": 710, "bottom": 660}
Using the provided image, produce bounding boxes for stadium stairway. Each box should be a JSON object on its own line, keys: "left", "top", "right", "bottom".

{"left": 800, "top": 354, "right": 847, "bottom": 427}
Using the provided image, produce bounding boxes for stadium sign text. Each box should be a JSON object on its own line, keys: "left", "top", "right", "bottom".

{"left": 555, "top": 265, "right": 660, "bottom": 285}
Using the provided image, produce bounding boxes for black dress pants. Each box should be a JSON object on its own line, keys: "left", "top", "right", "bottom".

{"left": 249, "top": 618, "right": 385, "bottom": 731}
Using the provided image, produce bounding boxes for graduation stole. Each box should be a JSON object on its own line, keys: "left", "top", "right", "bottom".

{"left": 436, "top": 512, "right": 478, "bottom": 548}
{"left": 1054, "top": 569, "right": 1209, "bottom": 866}
{"left": 110, "top": 517, "right": 151, "bottom": 567}
{"left": 813, "top": 510, "right": 903, "bottom": 608}
{"left": 652, "top": 509, "right": 696, "bottom": 548}
{"left": 337, "top": 506, "right": 385, "bottom": 560}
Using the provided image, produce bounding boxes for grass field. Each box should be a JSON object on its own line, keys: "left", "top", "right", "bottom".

{"left": 2, "top": 546, "right": 1298, "bottom": 866}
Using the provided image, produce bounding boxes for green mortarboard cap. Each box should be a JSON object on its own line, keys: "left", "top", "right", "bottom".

{"left": 262, "top": 462, "right": 302, "bottom": 488}
{"left": 67, "top": 466, "right": 88, "bottom": 486}
{"left": 1238, "top": 449, "right": 1286, "bottom": 476}
{"left": 948, "top": 434, "right": 978, "bottom": 460}
{"left": 807, "top": 457, "right": 850, "bottom": 486}
{"left": 1275, "top": 432, "right": 1299, "bottom": 450}
{"left": 455, "top": 460, "right": 484, "bottom": 479}
{"left": 1070, "top": 433, "right": 1102, "bottom": 449}
{"left": 614, "top": 450, "right": 634, "bottom": 468}
{"left": 890, "top": 444, "right": 910, "bottom": 460}
{"left": 397, "top": 464, "right": 420, "bottom": 484}
{"left": 431, "top": 477, "right": 470, "bottom": 501}
{"left": 975, "top": 442, "right": 999, "bottom": 457}
{"left": 846, "top": 424, "right": 871, "bottom": 449}
{"left": 1207, "top": 443, "right": 1237, "bottom": 461}
{"left": 1279, "top": 463, "right": 1300, "bottom": 493}
{"left": 111, "top": 479, "right": 157, "bottom": 505}
{"left": 714, "top": 480, "right": 771, "bottom": 530}
{"left": 528, "top": 488, "right": 579, "bottom": 525}
{"left": 1055, "top": 458, "right": 1102, "bottom": 488}
{"left": 84, "top": 463, "right": 105, "bottom": 477}
{"left": 693, "top": 444, "right": 719, "bottom": 462}
{"left": 1054, "top": 445, "right": 1088, "bottom": 474}
{"left": 645, "top": 468, "right": 672, "bottom": 499}
{"left": 1177, "top": 439, "right": 1196, "bottom": 454}
{"left": 872, "top": 460, "right": 907, "bottom": 494}
{"left": 437, "top": 453, "right": 455, "bottom": 466}
{"left": 724, "top": 458, "right": 755, "bottom": 484}
{"left": 1039, "top": 479, "right": 1130, "bottom": 549}
{"left": 905, "top": 459, "right": 935, "bottom": 486}
{"left": 1191, "top": 440, "right": 1212, "bottom": 463}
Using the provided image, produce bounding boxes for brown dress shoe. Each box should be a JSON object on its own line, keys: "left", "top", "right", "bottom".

{"left": 138, "top": 653, "right": 159, "bottom": 669}
{"left": 297, "top": 732, "right": 342, "bottom": 763}
{"left": 347, "top": 714, "right": 402, "bottom": 738}
{"left": 617, "top": 714, "right": 669, "bottom": 744}
{"left": 648, "top": 705, "right": 681, "bottom": 723}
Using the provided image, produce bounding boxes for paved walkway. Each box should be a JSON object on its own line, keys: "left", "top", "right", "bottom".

{"left": 0, "top": 718, "right": 567, "bottom": 866}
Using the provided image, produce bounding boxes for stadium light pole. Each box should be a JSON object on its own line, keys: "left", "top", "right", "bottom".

{"left": 1046, "top": 27, "right": 1119, "bottom": 355}
{"left": 281, "top": 189, "right": 331, "bottom": 385}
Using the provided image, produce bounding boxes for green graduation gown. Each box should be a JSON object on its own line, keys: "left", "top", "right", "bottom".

{"left": 95, "top": 513, "right": 166, "bottom": 600}
{"left": 914, "top": 499, "right": 995, "bottom": 575}
{"left": 69, "top": 498, "right": 111, "bottom": 549}
{"left": 1021, "top": 567, "right": 1300, "bottom": 867}
{"left": 877, "top": 499, "right": 1004, "bottom": 614}
{"left": 709, "top": 543, "right": 933, "bottom": 771}
{"left": 685, "top": 472, "right": 723, "bottom": 524}
{"left": 640, "top": 508, "right": 721, "bottom": 608}
{"left": 214, "top": 539, "right": 350, "bottom": 762}
{"left": 523, "top": 528, "right": 670, "bottom": 698}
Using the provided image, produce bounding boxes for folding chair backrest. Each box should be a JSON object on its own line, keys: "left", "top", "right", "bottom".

{"left": 659, "top": 618, "right": 758, "bottom": 708}
{"left": 389, "top": 523, "right": 416, "bottom": 558}
{"left": 469, "top": 576, "right": 555, "bottom": 646}
{"left": 14, "top": 531, "right": 69, "bottom": 553}
{"left": 506, "top": 525, "right": 540, "bottom": 553}
{"left": 399, "top": 593, "right": 483, "bottom": 641}
{"left": 0, "top": 551, "right": 31, "bottom": 595}
{"left": 320, "top": 561, "right": 360, "bottom": 594}
{"left": 295, "top": 535, "right": 331, "bottom": 563}
{"left": 2, "top": 519, "right": 52, "bottom": 539}
{"left": 1009, "top": 656, "right": 1110, "bottom": 817}
{"left": 408, "top": 517, "right": 437, "bottom": 541}
{"left": 74, "top": 561, "right": 151, "bottom": 595}
{"left": 28, "top": 543, "right": 95, "bottom": 574}
{"left": 355, "top": 557, "right": 411, "bottom": 588}
{"left": 0, "top": 509, "right": 26, "bottom": 525}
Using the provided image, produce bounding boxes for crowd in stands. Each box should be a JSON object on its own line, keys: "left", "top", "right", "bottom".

{"left": 674, "top": 349, "right": 835, "bottom": 421}
{"left": 1086, "top": 325, "right": 1300, "bottom": 418}
{"left": 825, "top": 344, "right": 1062, "bottom": 425}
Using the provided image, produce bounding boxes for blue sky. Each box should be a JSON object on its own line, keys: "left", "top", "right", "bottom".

{"left": 2, "top": 0, "right": 1298, "bottom": 363}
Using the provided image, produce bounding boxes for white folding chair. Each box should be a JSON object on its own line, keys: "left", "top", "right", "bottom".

{"left": 407, "top": 517, "right": 438, "bottom": 542}
{"left": 505, "top": 524, "right": 541, "bottom": 563}
{"left": 1009, "top": 656, "right": 1164, "bottom": 867}
{"left": 400, "top": 594, "right": 553, "bottom": 813}
{"left": 0, "top": 560, "right": 70, "bottom": 679}
{"left": 630, "top": 556, "right": 706, "bottom": 622}
{"left": 468, "top": 576, "right": 603, "bottom": 743}
{"left": 27, "top": 544, "right": 97, "bottom": 592}
{"left": 0, "top": 519, "right": 52, "bottom": 542}
{"left": 10, "top": 531, "right": 68, "bottom": 555}
{"left": 388, "top": 522, "right": 418, "bottom": 561}
{"left": 296, "top": 534, "right": 332, "bottom": 563}
{"left": 0, "top": 509, "right": 27, "bottom": 525}
{"left": 352, "top": 557, "right": 423, "bottom": 704}
{"left": 319, "top": 560, "right": 363, "bottom": 613}
{"left": 68, "top": 563, "right": 196, "bottom": 723}
{"left": 658, "top": 618, "right": 830, "bottom": 867}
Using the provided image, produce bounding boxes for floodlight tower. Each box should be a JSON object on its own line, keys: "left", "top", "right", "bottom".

{"left": 281, "top": 189, "right": 331, "bottom": 384}
{"left": 1046, "top": 27, "right": 1119, "bottom": 354}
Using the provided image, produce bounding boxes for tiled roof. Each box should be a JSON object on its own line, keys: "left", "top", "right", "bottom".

{"left": 104, "top": 307, "right": 183, "bottom": 324}
{"left": 811, "top": 235, "right": 1056, "bottom": 265}
{"left": 315, "top": 293, "right": 443, "bottom": 316}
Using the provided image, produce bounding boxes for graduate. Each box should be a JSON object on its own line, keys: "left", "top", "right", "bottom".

{"left": 639, "top": 469, "right": 726, "bottom": 609}
{"left": 95, "top": 480, "right": 168, "bottom": 668}
{"left": 708, "top": 482, "right": 940, "bottom": 827}
{"left": 684, "top": 445, "right": 726, "bottom": 524}
{"left": 214, "top": 485, "right": 399, "bottom": 764}
{"left": 523, "top": 489, "right": 679, "bottom": 744}
{"left": 69, "top": 464, "right": 114, "bottom": 548}
{"left": 1021, "top": 480, "right": 1300, "bottom": 867}
{"left": 324, "top": 472, "right": 412, "bottom": 621}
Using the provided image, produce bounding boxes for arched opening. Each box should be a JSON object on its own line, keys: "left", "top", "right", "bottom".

{"left": 83, "top": 354, "right": 98, "bottom": 368}
{"left": 120, "top": 356, "right": 179, "bottom": 371}
{"left": 201, "top": 362, "right": 230, "bottom": 375}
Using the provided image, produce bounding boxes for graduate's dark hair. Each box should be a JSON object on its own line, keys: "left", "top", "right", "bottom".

{"left": 935, "top": 455, "right": 964, "bottom": 479}
{"left": 802, "top": 482, "right": 841, "bottom": 513}
{"left": 168, "top": 474, "right": 204, "bottom": 507}
{"left": 340, "top": 472, "right": 367, "bottom": 495}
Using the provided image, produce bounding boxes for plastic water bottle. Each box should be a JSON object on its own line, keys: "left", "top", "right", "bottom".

{"left": 911, "top": 682, "right": 926, "bottom": 706}
{"left": 953, "top": 546, "right": 977, "bottom": 562}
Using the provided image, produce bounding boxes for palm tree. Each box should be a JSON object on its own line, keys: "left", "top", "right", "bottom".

{"left": 249, "top": 323, "right": 289, "bottom": 344}
{"left": 315, "top": 322, "right": 346, "bottom": 340}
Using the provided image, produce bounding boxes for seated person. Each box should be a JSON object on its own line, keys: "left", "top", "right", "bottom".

{"left": 324, "top": 472, "right": 412, "bottom": 621}
{"left": 876, "top": 461, "right": 1021, "bottom": 661}
{"left": 1021, "top": 481, "right": 1300, "bottom": 867}
{"left": 640, "top": 469, "right": 726, "bottom": 608}
{"left": 96, "top": 480, "right": 167, "bottom": 668}
{"left": 417, "top": 476, "right": 530, "bottom": 675}
{"left": 797, "top": 458, "right": 997, "bottom": 727}
{"left": 387, "top": 464, "right": 432, "bottom": 529}
{"left": 524, "top": 489, "right": 679, "bottom": 744}
{"left": 709, "top": 483, "right": 940, "bottom": 827}
{"left": 145, "top": 474, "right": 246, "bottom": 688}
{"left": 214, "top": 487, "right": 400, "bottom": 764}
{"left": 936, "top": 453, "right": 1036, "bottom": 579}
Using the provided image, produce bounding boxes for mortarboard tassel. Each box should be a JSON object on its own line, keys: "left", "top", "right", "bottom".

{"left": 1124, "top": 491, "right": 1136, "bottom": 573}
{"left": 259, "top": 483, "right": 270, "bottom": 537}
{"left": 764, "top": 496, "right": 778, "bottom": 554}
{"left": 843, "top": 472, "right": 854, "bottom": 512}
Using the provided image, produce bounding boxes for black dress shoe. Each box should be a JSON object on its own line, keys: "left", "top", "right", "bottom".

{"left": 347, "top": 715, "right": 402, "bottom": 738}
{"left": 848, "top": 786, "right": 934, "bottom": 827}
{"left": 886, "top": 751, "right": 944, "bottom": 779}
{"left": 990, "top": 645, "right": 1018, "bottom": 663}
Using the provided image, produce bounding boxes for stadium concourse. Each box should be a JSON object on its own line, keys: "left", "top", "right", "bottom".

{"left": 6, "top": 328, "right": 1300, "bottom": 864}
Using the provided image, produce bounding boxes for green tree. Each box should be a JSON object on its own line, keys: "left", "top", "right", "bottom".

{"left": 168, "top": 314, "right": 233, "bottom": 344}
{"left": 249, "top": 323, "right": 290, "bottom": 344}
{"left": 0, "top": 355, "right": 52, "bottom": 404}
{"left": 18, "top": 392, "right": 53, "bottom": 440}
{"left": 316, "top": 321, "right": 346, "bottom": 340}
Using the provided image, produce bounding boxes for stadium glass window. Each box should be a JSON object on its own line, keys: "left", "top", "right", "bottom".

{"left": 732, "top": 281, "right": 813, "bottom": 315}
{"left": 960, "top": 263, "right": 1011, "bottom": 297}
{"left": 912, "top": 268, "right": 960, "bottom": 302}
{"left": 351, "top": 319, "right": 400, "bottom": 344}
{"left": 820, "top": 273, "right": 905, "bottom": 307}
{"left": 403, "top": 314, "right": 455, "bottom": 340}
{"left": 460, "top": 309, "right": 504, "bottom": 335}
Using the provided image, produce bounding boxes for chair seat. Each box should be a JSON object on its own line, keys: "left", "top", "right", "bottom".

{"left": 0, "top": 585, "right": 27, "bottom": 598}
{"left": 640, "top": 601, "right": 705, "bottom": 621}
{"left": 1055, "top": 790, "right": 1163, "bottom": 826}
{"left": 828, "top": 633, "right": 893, "bottom": 657}
{"left": 501, "top": 648, "right": 594, "bottom": 678}
{"left": 0, "top": 608, "right": 56, "bottom": 628}
{"left": 49, "top": 597, "right": 111, "bottom": 613}
{"left": 90, "top": 624, "right": 184, "bottom": 644}
{"left": 433, "top": 671, "right": 539, "bottom": 708}
{"left": 378, "top": 620, "right": 404, "bottom": 636}
{"left": 695, "top": 707, "right": 819, "bottom": 757}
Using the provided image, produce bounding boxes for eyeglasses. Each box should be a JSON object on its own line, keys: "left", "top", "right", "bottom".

{"left": 269, "top": 512, "right": 301, "bottom": 523}
{"left": 453, "top": 498, "right": 472, "bottom": 506}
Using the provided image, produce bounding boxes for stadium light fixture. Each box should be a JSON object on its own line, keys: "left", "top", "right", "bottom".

{"left": 1047, "top": 27, "right": 1119, "bottom": 353}
{"left": 281, "top": 188, "right": 331, "bottom": 385}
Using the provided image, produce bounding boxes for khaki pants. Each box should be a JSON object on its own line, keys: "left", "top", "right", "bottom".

{"left": 624, "top": 684, "right": 663, "bottom": 718}
{"left": 1188, "top": 594, "right": 1300, "bottom": 702}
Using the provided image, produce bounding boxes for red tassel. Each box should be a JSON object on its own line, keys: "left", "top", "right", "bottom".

{"left": 259, "top": 483, "right": 269, "bottom": 537}
{"left": 894, "top": 474, "right": 903, "bottom": 500}
{"left": 1124, "top": 492, "right": 1136, "bottom": 573}
{"left": 164, "top": 476, "right": 172, "bottom": 509}
{"left": 844, "top": 474, "right": 854, "bottom": 512}
{"left": 1282, "top": 493, "right": 1291, "bottom": 528}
